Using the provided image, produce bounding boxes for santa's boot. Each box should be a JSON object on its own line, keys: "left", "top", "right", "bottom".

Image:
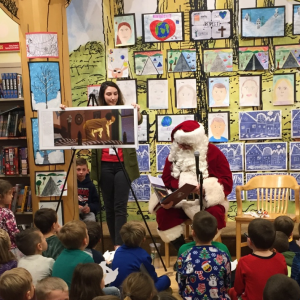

{"left": 170, "top": 234, "right": 185, "bottom": 251}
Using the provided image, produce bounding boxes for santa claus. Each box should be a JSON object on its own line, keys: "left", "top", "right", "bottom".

{"left": 149, "top": 120, "right": 233, "bottom": 249}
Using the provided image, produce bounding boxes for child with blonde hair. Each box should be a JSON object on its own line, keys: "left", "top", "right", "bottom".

{"left": 35, "top": 277, "right": 69, "bottom": 300}
{"left": 0, "top": 229, "right": 17, "bottom": 276}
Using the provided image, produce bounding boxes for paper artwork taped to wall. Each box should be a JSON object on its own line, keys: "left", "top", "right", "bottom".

{"left": 274, "top": 45, "right": 300, "bottom": 69}
{"left": 241, "top": 7, "right": 285, "bottom": 38}
{"left": 227, "top": 173, "right": 244, "bottom": 201}
{"left": 138, "top": 114, "right": 148, "bottom": 143}
{"left": 203, "top": 48, "right": 233, "bottom": 72}
{"left": 134, "top": 51, "right": 163, "bottom": 75}
{"left": 29, "top": 62, "right": 62, "bottom": 111}
{"left": 238, "top": 46, "right": 268, "bottom": 71}
{"left": 190, "top": 9, "right": 232, "bottom": 40}
{"left": 290, "top": 143, "right": 300, "bottom": 171}
{"left": 35, "top": 171, "right": 67, "bottom": 197}
{"left": 208, "top": 112, "right": 230, "bottom": 143}
{"left": 156, "top": 144, "right": 171, "bottom": 172}
{"left": 291, "top": 110, "right": 300, "bottom": 138}
{"left": 128, "top": 175, "right": 150, "bottom": 201}
{"left": 26, "top": 32, "right": 58, "bottom": 58}
{"left": 215, "top": 143, "right": 244, "bottom": 171}
{"left": 31, "top": 118, "right": 65, "bottom": 166}
{"left": 175, "top": 78, "right": 197, "bottom": 109}
{"left": 136, "top": 145, "right": 150, "bottom": 172}
{"left": 272, "top": 74, "right": 295, "bottom": 106}
{"left": 167, "top": 49, "right": 196, "bottom": 72}
{"left": 156, "top": 114, "right": 195, "bottom": 142}
{"left": 290, "top": 173, "right": 300, "bottom": 200}
{"left": 293, "top": 5, "right": 300, "bottom": 35}
{"left": 107, "top": 48, "right": 128, "bottom": 78}
{"left": 114, "top": 14, "right": 136, "bottom": 47}
{"left": 246, "top": 173, "right": 288, "bottom": 201}
{"left": 239, "top": 75, "right": 261, "bottom": 107}
{"left": 147, "top": 79, "right": 168, "bottom": 109}
{"left": 208, "top": 77, "right": 230, "bottom": 107}
{"left": 87, "top": 85, "right": 101, "bottom": 102}
{"left": 245, "top": 142, "right": 287, "bottom": 172}
{"left": 239, "top": 110, "right": 282, "bottom": 140}
{"left": 116, "top": 80, "right": 137, "bottom": 105}
{"left": 142, "top": 13, "right": 184, "bottom": 43}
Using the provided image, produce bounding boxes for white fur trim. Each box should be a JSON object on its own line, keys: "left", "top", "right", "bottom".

{"left": 173, "top": 126, "right": 205, "bottom": 146}
{"left": 182, "top": 199, "right": 200, "bottom": 220}
{"left": 148, "top": 193, "right": 160, "bottom": 214}
{"left": 157, "top": 224, "right": 184, "bottom": 243}
{"left": 179, "top": 171, "right": 198, "bottom": 188}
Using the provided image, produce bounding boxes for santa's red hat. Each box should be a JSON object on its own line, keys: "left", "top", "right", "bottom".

{"left": 171, "top": 120, "right": 206, "bottom": 145}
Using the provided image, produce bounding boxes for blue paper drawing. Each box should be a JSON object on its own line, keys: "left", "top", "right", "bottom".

{"left": 136, "top": 145, "right": 150, "bottom": 172}
{"left": 290, "top": 173, "right": 300, "bottom": 200}
{"left": 291, "top": 109, "right": 300, "bottom": 138}
{"left": 215, "top": 143, "right": 244, "bottom": 171}
{"left": 31, "top": 118, "right": 64, "bottom": 165}
{"left": 29, "top": 62, "right": 62, "bottom": 111}
{"left": 239, "top": 110, "right": 282, "bottom": 140}
{"left": 129, "top": 175, "right": 151, "bottom": 201}
{"left": 246, "top": 172, "right": 288, "bottom": 200}
{"left": 156, "top": 144, "right": 171, "bottom": 172}
{"left": 227, "top": 173, "right": 244, "bottom": 201}
{"left": 293, "top": 5, "right": 300, "bottom": 35}
{"left": 245, "top": 143, "right": 287, "bottom": 172}
{"left": 290, "top": 143, "right": 300, "bottom": 171}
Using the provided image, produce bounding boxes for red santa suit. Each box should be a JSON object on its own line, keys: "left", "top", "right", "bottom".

{"left": 149, "top": 120, "right": 233, "bottom": 243}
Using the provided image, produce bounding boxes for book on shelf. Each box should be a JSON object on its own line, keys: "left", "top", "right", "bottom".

{"left": 0, "top": 146, "right": 28, "bottom": 175}
{"left": 0, "top": 73, "right": 23, "bottom": 99}
{"left": 10, "top": 185, "right": 32, "bottom": 213}
{"left": 11, "top": 183, "right": 22, "bottom": 214}
{"left": 0, "top": 106, "right": 26, "bottom": 137}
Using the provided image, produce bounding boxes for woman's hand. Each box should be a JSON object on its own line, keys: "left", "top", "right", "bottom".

{"left": 60, "top": 104, "right": 67, "bottom": 110}
{"left": 131, "top": 103, "right": 142, "bottom": 121}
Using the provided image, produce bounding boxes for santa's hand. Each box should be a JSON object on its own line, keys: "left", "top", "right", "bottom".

{"left": 161, "top": 201, "right": 174, "bottom": 209}
{"left": 192, "top": 185, "right": 200, "bottom": 194}
{"left": 60, "top": 104, "right": 67, "bottom": 110}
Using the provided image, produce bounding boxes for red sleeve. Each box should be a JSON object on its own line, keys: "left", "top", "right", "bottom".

{"left": 162, "top": 158, "right": 179, "bottom": 190}
{"left": 234, "top": 258, "right": 246, "bottom": 296}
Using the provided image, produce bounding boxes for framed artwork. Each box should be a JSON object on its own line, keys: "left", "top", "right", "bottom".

{"left": 26, "top": 32, "right": 58, "bottom": 58}
{"left": 136, "top": 144, "right": 150, "bottom": 172}
{"left": 208, "top": 77, "right": 230, "bottom": 107}
{"left": 227, "top": 173, "right": 244, "bottom": 201}
{"left": 116, "top": 79, "right": 137, "bottom": 105}
{"left": 293, "top": 5, "right": 300, "bottom": 35}
{"left": 274, "top": 45, "right": 300, "bottom": 69}
{"left": 246, "top": 173, "right": 288, "bottom": 200}
{"left": 175, "top": 78, "right": 197, "bottom": 109}
{"left": 114, "top": 14, "right": 136, "bottom": 47}
{"left": 239, "top": 110, "right": 282, "bottom": 140}
{"left": 290, "top": 143, "right": 300, "bottom": 171}
{"left": 31, "top": 118, "right": 65, "bottom": 166}
{"left": 38, "top": 106, "right": 139, "bottom": 150}
{"left": 156, "top": 114, "right": 195, "bottom": 142}
{"left": 190, "top": 9, "right": 232, "bottom": 40}
{"left": 245, "top": 142, "right": 287, "bottom": 172}
{"left": 215, "top": 143, "right": 244, "bottom": 171}
{"left": 128, "top": 175, "right": 150, "bottom": 201}
{"left": 203, "top": 48, "right": 233, "bottom": 72}
{"left": 272, "top": 74, "right": 295, "bottom": 106}
{"left": 142, "top": 12, "right": 184, "bottom": 43}
{"left": 39, "top": 201, "right": 64, "bottom": 225}
{"left": 29, "top": 62, "right": 62, "bottom": 111}
{"left": 241, "top": 7, "right": 285, "bottom": 38}
{"left": 134, "top": 51, "right": 163, "bottom": 75}
{"left": 292, "top": 110, "right": 300, "bottom": 138}
{"left": 238, "top": 46, "right": 268, "bottom": 71}
{"left": 147, "top": 79, "right": 168, "bottom": 109}
{"left": 156, "top": 144, "right": 171, "bottom": 172}
{"left": 138, "top": 114, "right": 149, "bottom": 143}
{"left": 290, "top": 173, "right": 300, "bottom": 200}
{"left": 87, "top": 85, "right": 101, "bottom": 102}
{"left": 208, "top": 112, "right": 230, "bottom": 143}
{"left": 35, "top": 171, "right": 67, "bottom": 197}
{"left": 107, "top": 48, "right": 128, "bottom": 79}
{"left": 239, "top": 75, "right": 261, "bottom": 107}
{"left": 167, "top": 49, "right": 196, "bottom": 72}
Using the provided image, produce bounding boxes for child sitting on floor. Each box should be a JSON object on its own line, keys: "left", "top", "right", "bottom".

{"left": 111, "top": 221, "right": 170, "bottom": 292}
{"left": 0, "top": 229, "right": 17, "bottom": 276}
{"left": 35, "top": 277, "right": 69, "bottom": 300}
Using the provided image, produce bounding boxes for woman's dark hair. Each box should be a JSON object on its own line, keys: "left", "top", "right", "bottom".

{"left": 98, "top": 81, "right": 125, "bottom": 106}
{"left": 70, "top": 263, "right": 104, "bottom": 300}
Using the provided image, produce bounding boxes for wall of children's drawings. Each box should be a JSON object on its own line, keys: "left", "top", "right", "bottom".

{"left": 66, "top": 0, "right": 300, "bottom": 222}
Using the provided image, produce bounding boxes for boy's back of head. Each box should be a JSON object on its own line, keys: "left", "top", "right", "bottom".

{"left": 272, "top": 231, "right": 289, "bottom": 253}
{"left": 120, "top": 221, "right": 146, "bottom": 247}
{"left": 86, "top": 221, "right": 101, "bottom": 249}
{"left": 16, "top": 228, "right": 42, "bottom": 256}
{"left": 34, "top": 208, "right": 58, "bottom": 235}
{"left": 35, "top": 277, "right": 69, "bottom": 300}
{"left": 0, "top": 268, "right": 33, "bottom": 300}
{"left": 192, "top": 211, "right": 217, "bottom": 243}
{"left": 263, "top": 274, "right": 300, "bottom": 300}
{"left": 58, "top": 220, "right": 87, "bottom": 250}
{"left": 274, "top": 216, "right": 294, "bottom": 238}
{"left": 248, "top": 219, "right": 275, "bottom": 250}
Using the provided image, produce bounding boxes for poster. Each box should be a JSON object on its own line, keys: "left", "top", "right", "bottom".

{"left": 107, "top": 48, "right": 129, "bottom": 78}
{"left": 203, "top": 48, "right": 233, "bottom": 72}
{"left": 175, "top": 78, "right": 197, "bottom": 109}
{"left": 208, "top": 77, "right": 230, "bottom": 107}
{"left": 114, "top": 14, "right": 136, "bottom": 46}
{"left": 134, "top": 51, "right": 163, "bottom": 75}
{"left": 167, "top": 49, "right": 196, "bottom": 72}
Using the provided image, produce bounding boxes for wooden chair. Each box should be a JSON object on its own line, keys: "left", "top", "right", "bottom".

{"left": 235, "top": 175, "right": 300, "bottom": 261}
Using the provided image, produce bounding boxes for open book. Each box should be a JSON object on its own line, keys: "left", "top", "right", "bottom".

{"left": 148, "top": 175, "right": 197, "bottom": 207}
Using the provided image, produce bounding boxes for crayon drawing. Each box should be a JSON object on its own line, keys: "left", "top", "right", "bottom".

{"left": 128, "top": 175, "right": 151, "bottom": 201}
{"left": 239, "top": 76, "right": 261, "bottom": 107}
{"left": 227, "top": 173, "right": 244, "bottom": 201}
{"left": 274, "top": 45, "right": 300, "bottom": 69}
{"left": 107, "top": 48, "right": 128, "bottom": 78}
{"left": 290, "top": 143, "right": 300, "bottom": 171}
{"left": 156, "top": 144, "right": 171, "bottom": 172}
{"left": 238, "top": 46, "right": 268, "bottom": 71}
{"left": 175, "top": 79, "right": 197, "bottom": 109}
{"left": 147, "top": 79, "right": 168, "bottom": 109}
{"left": 87, "top": 85, "right": 101, "bottom": 102}
{"left": 116, "top": 80, "right": 137, "bottom": 105}
{"left": 208, "top": 77, "right": 230, "bottom": 107}
{"left": 114, "top": 14, "right": 136, "bottom": 47}
{"left": 138, "top": 114, "right": 148, "bottom": 143}
{"left": 167, "top": 49, "right": 196, "bottom": 72}
{"left": 208, "top": 112, "right": 230, "bottom": 143}
{"left": 203, "top": 48, "right": 233, "bottom": 72}
{"left": 272, "top": 74, "right": 295, "bottom": 106}
{"left": 136, "top": 145, "right": 150, "bottom": 172}
{"left": 215, "top": 143, "right": 244, "bottom": 171}
{"left": 290, "top": 173, "right": 300, "bottom": 200}
{"left": 293, "top": 5, "right": 300, "bottom": 35}
{"left": 134, "top": 51, "right": 163, "bottom": 75}
{"left": 241, "top": 7, "right": 285, "bottom": 38}
{"left": 292, "top": 110, "right": 300, "bottom": 138}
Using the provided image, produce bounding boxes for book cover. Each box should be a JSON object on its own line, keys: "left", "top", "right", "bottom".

{"left": 20, "top": 186, "right": 29, "bottom": 212}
